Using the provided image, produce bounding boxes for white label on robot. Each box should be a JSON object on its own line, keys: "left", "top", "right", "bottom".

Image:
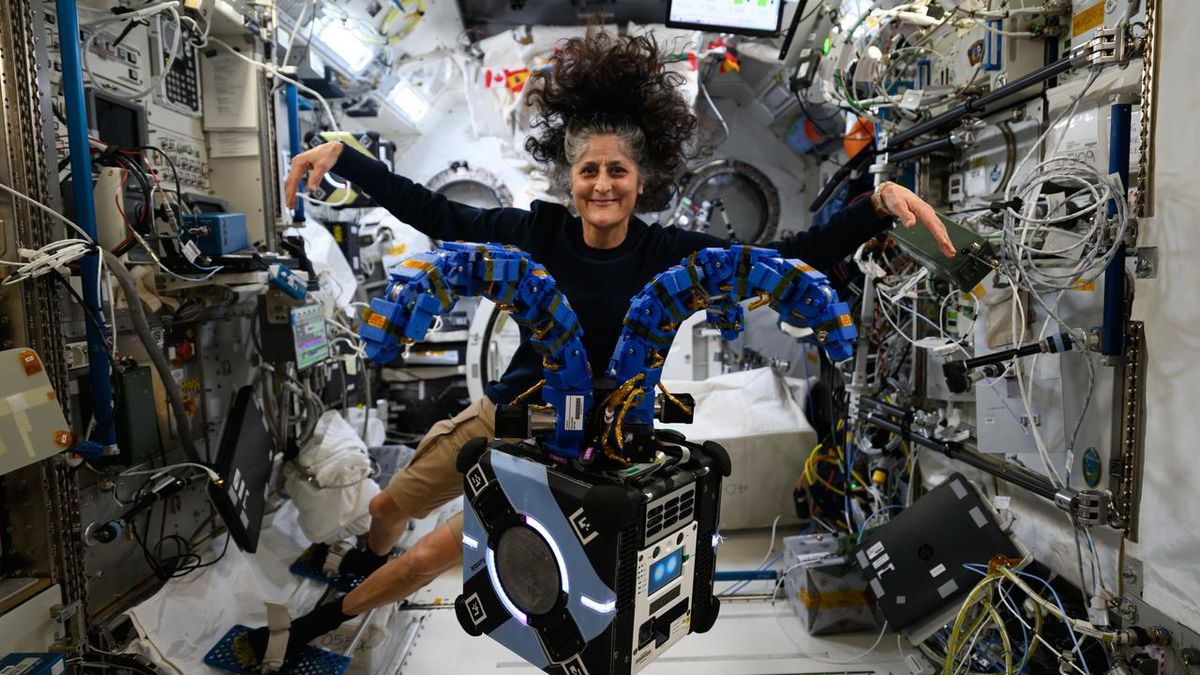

{"left": 466, "top": 466, "right": 488, "bottom": 497}
{"left": 464, "top": 593, "right": 487, "bottom": 625}
{"left": 570, "top": 507, "right": 599, "bottom": 546}
{"left": 562, "top": 655, "right": 590, "bottom": 675}
{"left": 564, "top": 395, "right": 585, "bottom": 431}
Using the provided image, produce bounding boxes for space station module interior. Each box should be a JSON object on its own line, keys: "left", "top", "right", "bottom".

{"left": 2, "top": 0, "right": 1200, "bottom": 673}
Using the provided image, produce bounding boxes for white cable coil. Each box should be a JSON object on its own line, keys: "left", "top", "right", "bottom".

{"left": 1001, "top": 155, "right": 1129, "bottom": 294}
{"left": 1, "top": 239, "right": 93, "bottom": 285}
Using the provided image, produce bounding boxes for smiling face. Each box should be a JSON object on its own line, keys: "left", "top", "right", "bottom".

{"left": 570, "top": 134, "right": 643, "bottom": 240}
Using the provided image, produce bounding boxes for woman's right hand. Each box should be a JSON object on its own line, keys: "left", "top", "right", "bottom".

{"left": 285, "top": 141, "right": 345, "bottom": 209}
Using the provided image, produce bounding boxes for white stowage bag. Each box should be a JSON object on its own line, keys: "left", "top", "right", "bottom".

{"left": 659, "top": 368, "right": 817, "bottom": 530}
{"left": 283, "top": 411, "right": 380, "bottom": 545}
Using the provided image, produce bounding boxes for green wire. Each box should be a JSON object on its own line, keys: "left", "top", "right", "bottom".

{"left": 834, "top": 70, "right": 869, "bottom": 116}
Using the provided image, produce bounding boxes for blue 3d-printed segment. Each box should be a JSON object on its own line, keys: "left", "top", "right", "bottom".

{"left": 204, "top": 624, "right": 350, "bottom": 675}
{"left": 359, "top": 243, "right": 593, "bottom": 458}
{"left": 606, "top": 246, "right": 856, "bottom": 451}
{"left": 289, "top": 554, "right": 367, "bottom": 592}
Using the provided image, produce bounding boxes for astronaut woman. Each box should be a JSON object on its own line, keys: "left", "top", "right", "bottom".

{"left": 239, "top": 27, "right": 953, "bottom": 664}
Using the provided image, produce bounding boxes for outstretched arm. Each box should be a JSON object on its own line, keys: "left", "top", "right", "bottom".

{"left": 668, "top": 190, "right": 890, "bottom": 273}
{"left": 872, "top": 181, "right": 955, "bottom": 256}
{"left": 285, "top": 142, "right": 536, "bottom": 247}
{"left": 342, "top": 513, "right": 463, "bottom": 615}
{"left": 764, "top": 196, "right": 891, "bottom": 271}
{"left": 664, "top": 183, "right": 958, "bottom": 272}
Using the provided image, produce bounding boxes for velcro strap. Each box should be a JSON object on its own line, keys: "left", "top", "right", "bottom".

{"left": 736, "top": 247, "right": 752, "bottom": 299}
{"left": 262, "top": 601, "right": 292, "bottom": 673}
{"left": 322, "top": 540, "right": 353, "bottom": 577}
{"left": 651, "top": 280, "right": 686, "bottom": 323}
{"left": 621, "top": 318, "right": 673, "bottom": 349}
{"left": 770, "top": 265, "right": 803, "bottom": 302}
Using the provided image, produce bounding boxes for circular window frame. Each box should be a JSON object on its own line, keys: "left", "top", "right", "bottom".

{"left": 425, "top": 161, "right": 514, "bottom": 208}
{"left": 679, "top": 159, "right": 780, "bottom": 244}
{"left": 466, "top": 299, "right": 522, "bottom": 402}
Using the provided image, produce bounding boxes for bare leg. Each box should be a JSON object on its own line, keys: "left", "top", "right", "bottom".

{"left": 343, "top": 514, "right": 463, "bottom": 615}
{"left": 237, "top": 515, "right": 464, "bottom": 666}
{"left": 366, "top": 490, "right": 411, "bottom": 556}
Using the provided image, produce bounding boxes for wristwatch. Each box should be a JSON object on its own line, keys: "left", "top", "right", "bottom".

{"left": 871, "top": 183, "right": 893, "bottom": 219}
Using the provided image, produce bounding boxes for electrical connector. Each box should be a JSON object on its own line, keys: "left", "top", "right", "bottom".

{"left": 268, "top": 263, "right": 307, "bottom": 301}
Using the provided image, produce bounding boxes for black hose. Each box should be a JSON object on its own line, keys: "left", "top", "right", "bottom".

{"left": 862, "top": 412, "right": 1058, "bottom": 500}
{"left": 886, "top": 54, "right": 1083, "bottom": 148}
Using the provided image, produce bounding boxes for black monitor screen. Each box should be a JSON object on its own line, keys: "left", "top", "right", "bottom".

{"left": 87, "top": 89, "right": 148, "bottom": 149}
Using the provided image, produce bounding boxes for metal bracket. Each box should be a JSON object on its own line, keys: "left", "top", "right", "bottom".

{"left": 1082, "top": 20, "right": 1145, "bottom": 67}
{"left": 1132, "top": 247, "right": 1157, "bottom": 279}
{"left": 1109, "top": 555, "right": 1200, "bottom": 666}
{"left": 1053, "top": 488, "right": 1110, "bottom": 527}
{"left": 1122, "top": 555, "right": 1144, "bottom": 598}
{"left": 48, "top": 599, "right": 84, "bottom": 650}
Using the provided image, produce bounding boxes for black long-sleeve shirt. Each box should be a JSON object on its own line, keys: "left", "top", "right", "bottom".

{"left": 333, "top": 146, "right": 891, "bottom": 404}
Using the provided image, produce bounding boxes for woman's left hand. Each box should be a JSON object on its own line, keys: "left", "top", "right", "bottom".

{"left": 874, "top": 182, "right": 956, "bottom": 257}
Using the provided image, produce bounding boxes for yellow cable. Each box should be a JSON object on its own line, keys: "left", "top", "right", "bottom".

{"left": 656, "top": 381, "right": 694, "bottom": 416}
{"left": 803, "top": 446, "right": 821, "bottom": 486}
{"left": 509, "top": 379, "right": 545, "bottom": 405}
{"left": 831, "top": 444, "right": 870, "bottom": 489}
{"left": 1016, "top": 597, "right": 1044, "bottom": 672}
{"left": 943, "top": 575, "right": 1001, "bottom": 674}
{"left": 614, "top": 388, "right": 645, "bottom": 450}
{"left": 599, "top": 375, "right": 643, "bottom": 459}
{"left": 747, "top": 292, "right": 771, "bottom": 311}
{"left": 603, "top": 373, "right": 645, "bottom": 412}
{"left": 808, "top": 457, "right": 847, "bottom": 495}
{"left": 987, "top": 602, "right": 1015, "bottom": 675}
{"left": 995, "top": 568, "right": 1119, "bottom": 641}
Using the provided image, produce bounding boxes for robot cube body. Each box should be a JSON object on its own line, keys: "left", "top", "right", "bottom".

{"left": 455, "top": 436, "right": 729, "bottom": 674}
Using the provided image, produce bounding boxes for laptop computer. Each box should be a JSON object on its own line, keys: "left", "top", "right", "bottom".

{"left": 856, "top": 473, "right": 1026, "bottom": 637}
{"left": 208, "top": 386, "right": 274, "bottom": 553}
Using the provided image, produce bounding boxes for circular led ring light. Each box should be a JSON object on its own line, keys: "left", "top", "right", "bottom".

{"left": 486, "top": 514, "right": 570, "bottom": 625}
{"left": 679, "top": 159, "right": 781, "bottom": 244}
{"left": 425, "top": 161, "right": 514, "bottom": 209}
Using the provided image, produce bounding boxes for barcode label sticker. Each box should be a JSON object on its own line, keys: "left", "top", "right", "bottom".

{"left": 565, "top": 395, "right": 585, "bottom": 431}
{"left": 182, "top": 240, "right": 202, "bottom": 262}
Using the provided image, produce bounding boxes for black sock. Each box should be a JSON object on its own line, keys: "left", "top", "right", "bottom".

{"left": 338, "top": 546, "right": 388, "bottom": 577}
{"left": 289, "top": 598, "right": 355, "bottom": 649}
{"left": 234, "top": 598, "right": 355, "bottom": 666}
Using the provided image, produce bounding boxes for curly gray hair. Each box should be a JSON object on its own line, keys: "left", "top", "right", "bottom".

{"left": 552, "top": 118, "right": 667, "bottom": 208}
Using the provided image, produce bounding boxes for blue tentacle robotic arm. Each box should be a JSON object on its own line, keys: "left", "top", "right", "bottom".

{"left": 359, "top": 242, "right": 855, "bottom": 466}
{"left": 602, "top": 245, "right": 857, "bottom": 458}
{"left": 358, "top": 242, "right": 594, "bottom": 458}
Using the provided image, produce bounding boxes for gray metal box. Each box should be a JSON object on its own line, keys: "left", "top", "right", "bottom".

{"left": 782, "top": 534, "right": 881, "bottom": 636}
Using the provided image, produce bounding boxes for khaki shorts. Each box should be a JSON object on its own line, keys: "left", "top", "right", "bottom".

{"left": 384, "top": 397, "right": 495, "bottom": 523}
